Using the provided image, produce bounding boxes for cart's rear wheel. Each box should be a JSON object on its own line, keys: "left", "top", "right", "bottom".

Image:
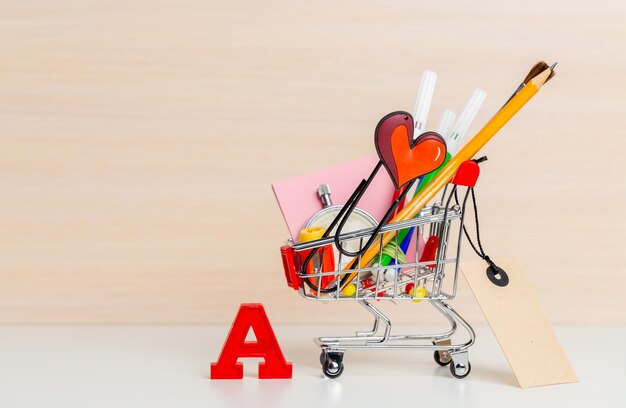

{"left": 322, "top": 352, "right": 344, "bottom": 379}
{"left": 450, "top": 360, "right": 471, "bottom": 379}
{"left": 434, "top": 350, "right": 452, "bottom": 366}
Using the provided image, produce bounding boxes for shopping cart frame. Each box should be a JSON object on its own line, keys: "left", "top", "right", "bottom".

{"left": 281, "top": 182, "right": 477, "bottom": 379}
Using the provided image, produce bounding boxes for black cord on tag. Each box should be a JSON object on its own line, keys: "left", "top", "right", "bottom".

{"left": 454, "top": 157, "right": 509, "bottom": 287}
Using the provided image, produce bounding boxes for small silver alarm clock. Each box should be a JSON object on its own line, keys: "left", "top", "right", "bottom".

{"left": 306, "top": 184, "right": 378, "bottom": 268}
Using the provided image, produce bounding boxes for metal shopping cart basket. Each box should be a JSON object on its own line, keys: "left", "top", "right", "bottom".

{"left": 280, "top": 166, "right": 482, "bottom": 379}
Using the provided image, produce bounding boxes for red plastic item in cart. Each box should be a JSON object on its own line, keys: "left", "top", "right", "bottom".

{"left": 210, "top": 304, "right": 292, "bottom": 379}
{"left": 298, "top": 246, "right": 335, "bottom": 293}
{"left": 420, "top": 235, "right": 440, "bottom": 268}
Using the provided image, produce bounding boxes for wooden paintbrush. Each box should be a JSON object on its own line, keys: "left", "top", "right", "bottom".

{"left": 502, "top": 61, "right": 556, "bottom": 107}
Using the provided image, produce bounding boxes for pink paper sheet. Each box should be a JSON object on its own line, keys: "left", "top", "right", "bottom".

{"left": 272, "top": 155, "right": 424, "bottom": 261}
{"left": 272, "top": 155, "right": 393, "bottom": 240}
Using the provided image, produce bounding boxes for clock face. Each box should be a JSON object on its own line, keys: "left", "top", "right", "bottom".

{"left": 307, "top": 206, "right": 378, "bottom": 269}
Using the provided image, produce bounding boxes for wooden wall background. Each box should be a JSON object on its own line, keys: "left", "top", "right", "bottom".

{"left": 1, "top": 0, "right": 624, "bottom": 324}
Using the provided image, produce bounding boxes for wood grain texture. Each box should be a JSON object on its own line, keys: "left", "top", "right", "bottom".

{"left": 1, "top": 0, "right": 625, "bottom": 324}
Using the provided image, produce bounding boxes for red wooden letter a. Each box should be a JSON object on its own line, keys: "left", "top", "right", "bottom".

{"left": 210, "top": 303, "right": 292, "bottom": 379}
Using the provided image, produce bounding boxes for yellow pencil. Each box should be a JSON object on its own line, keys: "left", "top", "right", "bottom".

{"left": 341, "top": 66, "right": 554, "bottom": 284}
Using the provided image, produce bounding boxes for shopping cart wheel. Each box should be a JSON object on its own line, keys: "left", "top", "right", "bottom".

{"left": 450, "top": 360, "right": 471, "bottom": 379}
{"left": 322, "top": 353, "right": 344, "bottom": 379}
{"left": 319, "top": 350, "right": 327, "bottom": 365}
{"left": 434, "top": 350, "right": 452, "bottom": 366}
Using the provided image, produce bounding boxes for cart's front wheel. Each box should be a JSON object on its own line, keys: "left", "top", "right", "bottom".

{"left": 450, "top": 360, "right": 471, "bottom": 379}
{"left": 322, "top": 355, "right": 344, "bottom": 379}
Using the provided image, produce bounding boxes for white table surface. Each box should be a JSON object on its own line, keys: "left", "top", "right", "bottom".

{"left": 0, "top": 325, "right": 622, "bottom": 407}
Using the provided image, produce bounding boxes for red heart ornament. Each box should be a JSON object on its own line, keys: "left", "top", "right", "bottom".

{"left": 374, "top": 111, "right": 447, "bottom": 189}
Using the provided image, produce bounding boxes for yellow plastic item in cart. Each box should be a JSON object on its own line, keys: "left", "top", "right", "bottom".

{"left": 341, "top": 283, "right": 357, "bottom": 298}
{"left": 299, "top": 226, "right": 326, "bottom": 242}
{"left": 408, "top": 286, "right": 427, "bottom": 303}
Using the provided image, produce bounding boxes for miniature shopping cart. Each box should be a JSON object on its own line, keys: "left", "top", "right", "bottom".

{"left": 280, "top": 165, "right": 482, "bottom": 379}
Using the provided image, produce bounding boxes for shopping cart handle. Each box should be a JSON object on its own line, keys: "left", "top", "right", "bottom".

{"left": 451, "top": 160, "right": 480, "bottom": 188}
